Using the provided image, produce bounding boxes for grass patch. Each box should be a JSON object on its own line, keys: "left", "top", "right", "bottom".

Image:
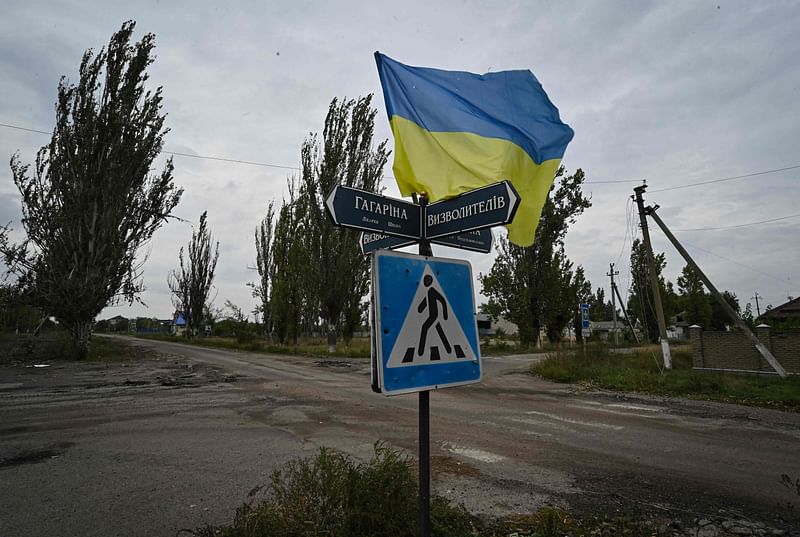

{"left": 531, "top": 345, "right": 800, "bottom": 411}
{"left": 135, "top": 333, "right": 372, "bottom": 359}
{"left": 186, "top": 444, "right": 672, "bottom": 537}
{"left": 0, "top": 330, "right": 155, "bottom": 363}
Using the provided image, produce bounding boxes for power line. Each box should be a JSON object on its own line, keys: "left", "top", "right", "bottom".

{"left": 649, "top": 165, "right": 800, "bottom": 193}
{"left": 0, "top": 121, "right": 300, "bottom": 171}
{"left": 0, "top": 122, "right": 50, "bottom": 135}
{"left": 585, "top": 178, "right": 642, "bottom": 184}
{"left": 680, "top": 240, "right": 790, "bottom": 285}
{"left": 5, "top": 120, "right": 800, "bottom": 193}
{"left": 672, "top": 212, "right": 800, "bottom": 232}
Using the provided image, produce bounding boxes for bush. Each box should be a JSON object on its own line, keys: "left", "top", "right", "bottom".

{"left": 192, "top": 443, "right": 477, "bottom": 537}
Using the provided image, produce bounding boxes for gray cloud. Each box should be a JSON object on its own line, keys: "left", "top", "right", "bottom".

{"left": 1, "top": 0, "right": 798, "bottom": 321}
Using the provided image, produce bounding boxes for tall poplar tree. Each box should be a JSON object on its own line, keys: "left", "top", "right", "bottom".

{"left": 0, "top": 21, "right": 182, "bottom": 357}
{"left": 480, "top": 168, "right": 592, "bottom": 346}
{"left": 168, "top": 212, "right": 219, "bottom": 338}
{"left": 300, "top": 96, "right": 389, "bottom": 352}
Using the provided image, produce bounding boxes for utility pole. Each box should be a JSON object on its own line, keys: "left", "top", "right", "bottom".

{"left": 633, "top": 184, "right": 672, "bottom": 369}
{"left": 751, "top": 292, "right": 762, "bottom": 317}
{"left": 647, "top": 207, "right": 787, "bottom": 378}
{"left": 612, "top": 281, "right": 640, "bottom": 344}
{"left": 607, "top": 263, "right": 620, "bottom": 346}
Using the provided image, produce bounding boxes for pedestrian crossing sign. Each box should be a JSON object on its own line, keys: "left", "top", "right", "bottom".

{"left": 372, "top": 250, "right": 481, "bottom": 396}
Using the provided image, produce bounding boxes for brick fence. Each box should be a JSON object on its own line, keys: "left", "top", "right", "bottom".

{"left": 688, "top": 324, "right": 800, "bottom": 374}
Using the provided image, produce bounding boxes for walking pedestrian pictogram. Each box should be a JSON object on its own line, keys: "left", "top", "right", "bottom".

{"left": 416, "top": 273, "right": 453, "bottom": 358}
{"left": 387, "top": 265, "right": 474, "bottom": 367}
{"left": 372, "top": 250, "right": 481, "bottom": 395}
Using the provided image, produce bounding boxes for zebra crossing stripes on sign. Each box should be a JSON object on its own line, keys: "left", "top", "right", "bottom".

{"left": 372, "top": 250, "right": 481, "bottom": 396}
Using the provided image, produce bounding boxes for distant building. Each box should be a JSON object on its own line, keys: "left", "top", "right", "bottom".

{"left": 172, "top": 311, "right": 187, "bottom": 337}
{"left": 759, "top": 296, "right": 800, "bottom": 322}
{"left": 590, "top": 320, "right": 623, "bottom": 341}
{"left": 107, "top": 315, "right": 128, "bottom": 332}
{"left": 475, "top": 314, "right": 518, "bottom": 337}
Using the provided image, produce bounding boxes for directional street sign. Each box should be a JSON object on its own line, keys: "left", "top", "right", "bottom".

{"left": 431, "top": 228, "right": 493, "bottom": 253}
{"left": 372, "top": 250, "right": 481, "bottom": 396}
{"left": 326, "top": 185, "right": 421, "bottom": 239}
{"left": 360, "top": 232, "right": 416, "bottom": 255}
{"left": 425, "top": 180, "right": 520, "bottom": 240}
{"left": 361, "top": 228, "right": 493, "bottom": 255}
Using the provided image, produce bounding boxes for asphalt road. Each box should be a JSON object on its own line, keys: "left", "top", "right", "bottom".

{"left": 1, "top": 336, "right": 799, "bottom": 536}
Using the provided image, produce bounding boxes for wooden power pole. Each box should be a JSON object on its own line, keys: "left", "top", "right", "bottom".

{"left": 646, "top": 208, "right": 787, "bottom": 378}
{"left": 633, "top": 185, "right": 672, "bottom": 369}
{"left": 607, "top": 263, "right": 620, "bottom": 346}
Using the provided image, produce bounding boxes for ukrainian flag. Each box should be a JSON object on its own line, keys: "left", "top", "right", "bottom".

{"left": 375, "top": 52, "right": 574, "bottom": 247}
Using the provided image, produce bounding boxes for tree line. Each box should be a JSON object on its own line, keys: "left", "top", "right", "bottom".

{"left": 0, "top": 21, "right": 388, "bottom": 355}
{"left": 0, "top": 21, "right": 768, "bottom": 357}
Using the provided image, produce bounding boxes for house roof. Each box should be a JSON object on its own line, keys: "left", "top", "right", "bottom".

{"left": 760, "top": 296, "right": 800, "bottom": 320}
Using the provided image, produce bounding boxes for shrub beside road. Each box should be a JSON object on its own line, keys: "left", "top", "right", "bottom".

{"left": 531, "top": 345, "right": 800, "bottom": 412}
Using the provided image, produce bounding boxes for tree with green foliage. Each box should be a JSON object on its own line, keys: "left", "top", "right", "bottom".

{"left": 299, "top": 96, "right": 389, "bottom": 352}
{"left": 480, "top": 168, "right": 592, "bottom": 346}
{"left": 0, "top": 282, "right": 40, "bottom": 333}
{"left": 627, "top": 238, "right": 677, "bottom": 343}
{"left": 269, "top": 185, "right": 310, "bottom": 344}
{"left": 741, "top": 302, "right": 756, "bottom": 329}
{"left": 0, "top": 21, "right": 182, "bottom": 357}
{"left": 168, "top": 212, "right": 219, "bottom": 338}
{"left": 709, "top": 290, "right": 740, "bottom": 330}
{"left": 587, "top": 287, "right": 615, "bottom": 321}
{"left": 251, "top": 201, "right": 275, "bottom": 337}
{"left": 677, "top": 263, "right": 711, "bottom": 328}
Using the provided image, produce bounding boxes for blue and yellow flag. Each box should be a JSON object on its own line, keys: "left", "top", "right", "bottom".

{"left": 375, "top": 52, "right": 574, "bottom": 247}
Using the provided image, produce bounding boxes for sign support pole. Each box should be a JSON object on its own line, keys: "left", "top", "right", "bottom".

{"left": 417, "top": 193, "right": 432, "bottom": 537}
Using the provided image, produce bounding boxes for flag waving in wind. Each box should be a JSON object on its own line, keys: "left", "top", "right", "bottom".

{"left": 375, "top": 52, "right": 574, "bottom": 247}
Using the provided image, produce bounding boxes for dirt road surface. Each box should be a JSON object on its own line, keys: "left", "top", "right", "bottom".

{"left": 2, "top": 336, "right": 799, "bottom": 536}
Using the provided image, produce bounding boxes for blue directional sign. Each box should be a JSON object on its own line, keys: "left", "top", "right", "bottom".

{"left": 360, "top": 229, "right": 493, "bottom": 255}
{"left": 360, "top": 232, "right": 416, "bottom": 255}
{"left": 425, "top": 181, "right": 520, "bottom": 240}
{"left": 581, "top": 303, "right": 590, "bottom": 329}
{"left": 372, "top": 250, "right": 481, "bottom": 396}
{"left": 431, "top": 228, "right": 493, "bottom": 253}
{"left": 326, "top": 185, "right": 421, "bottom": 239}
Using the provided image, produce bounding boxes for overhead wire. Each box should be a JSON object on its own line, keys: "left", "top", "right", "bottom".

{"left": 671, "top": 212, "right": 800, "bottom": 232}
{"left": 3, "top": 120, "right": 798, "bottom": 193}
{"left": 0, "top": 121, "right": 301, "bottom": 171}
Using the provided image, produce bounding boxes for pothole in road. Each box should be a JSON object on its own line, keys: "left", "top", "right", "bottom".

{"left": 442, "top": 442, "right": 506, "bottom": 463}
{"left": 0, "top": 443, "right": 74, "bottom": 468}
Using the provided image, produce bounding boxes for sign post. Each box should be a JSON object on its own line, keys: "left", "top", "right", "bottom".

{"left": 326, "top": 184, "right": 504, "bottom": 537}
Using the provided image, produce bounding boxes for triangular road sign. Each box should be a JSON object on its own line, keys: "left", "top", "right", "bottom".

{"left": 387, "top": 265, "right": 475, "bottom": 367}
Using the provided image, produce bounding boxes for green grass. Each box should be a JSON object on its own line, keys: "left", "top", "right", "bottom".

{"left": 134, "top": 333, "right": 372, "bottom": 359}
{"left": 531, "top": 345, "right": 800, "bottom": 411}
{"left": 0, "top": 329, "right": 154, "bottom": 363}
{"left": 187, "top": 444, "right": 671, "bottom": 537}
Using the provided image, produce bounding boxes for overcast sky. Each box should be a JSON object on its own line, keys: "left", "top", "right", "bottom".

{"left": 1, "top": 0, "right": 798, "bottom": 323}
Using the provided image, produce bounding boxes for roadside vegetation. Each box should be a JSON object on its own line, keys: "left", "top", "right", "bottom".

{"left": 134, "top": 333, "right": 372, "bottom": 359}
{"left": 187, "top": 443, "right": 672, "bottom": 537}
{"left": 0, "top": 328, "right": 140, "bottom": 364}
{"left": 531, "top": 345, "right": 800, "bottom": 411}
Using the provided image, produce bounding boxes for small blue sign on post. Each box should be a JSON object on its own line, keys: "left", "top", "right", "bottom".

{"left": 581, "top": 303, "right": 590, "bottom": 338}
{"left": 372, "top": 250, "right": 481, "bottom": 396}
